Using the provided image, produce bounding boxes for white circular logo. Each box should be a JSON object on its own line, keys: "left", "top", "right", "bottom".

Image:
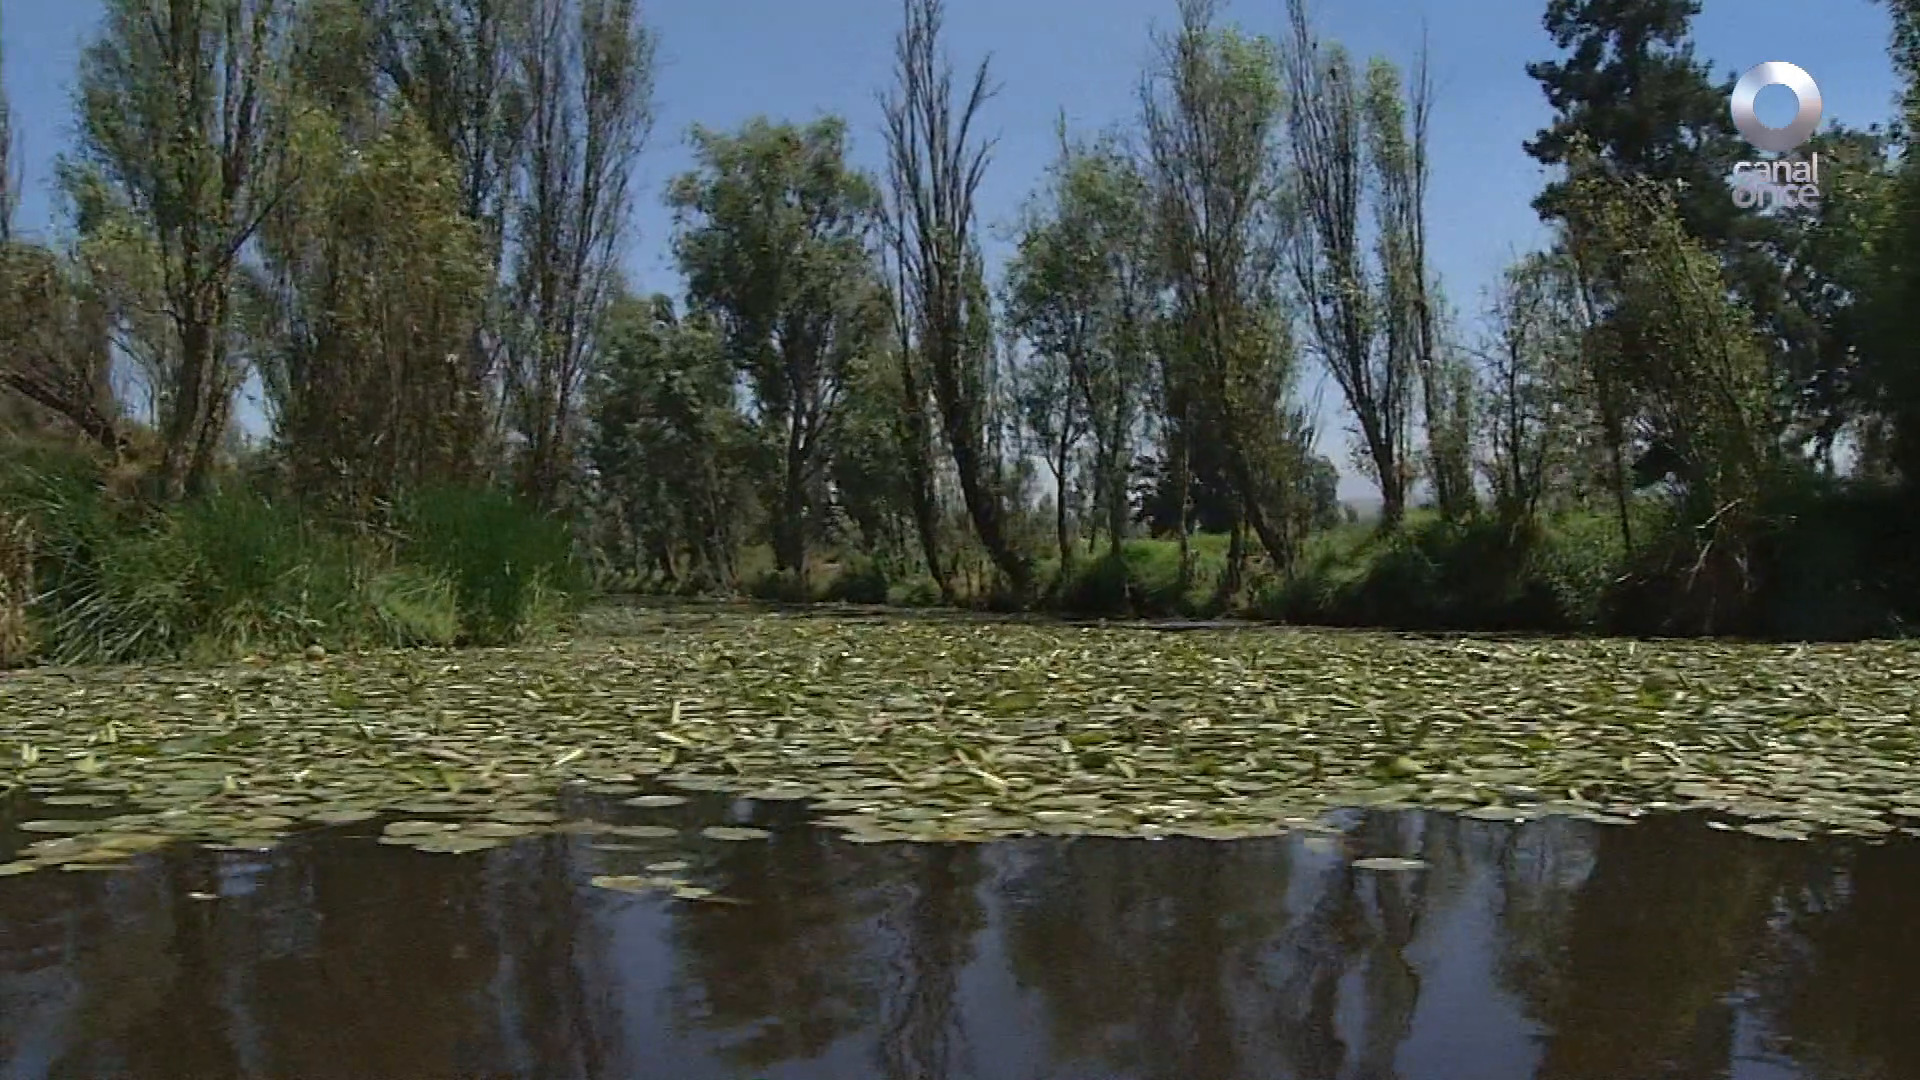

{"left": 1730, "top": 62, "right": 1823, "bottom": 154}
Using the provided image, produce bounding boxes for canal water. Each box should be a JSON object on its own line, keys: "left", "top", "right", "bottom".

{"left": 2, "top": 790, "right": 1915, "bottom": 1080}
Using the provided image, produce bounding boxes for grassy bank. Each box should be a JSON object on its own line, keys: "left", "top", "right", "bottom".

{"left": 684, "top": 482, "right": 1920, "bottom": 641}
{"left": 0, "top": 446, "right": 585, "bottom": 666}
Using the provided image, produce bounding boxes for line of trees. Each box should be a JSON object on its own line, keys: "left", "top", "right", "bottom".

{"left": 2, "top": 0, "right": 654, "bottom": 515}
{"left": 7, "top": 0, "right": 1920, "bottom": 641}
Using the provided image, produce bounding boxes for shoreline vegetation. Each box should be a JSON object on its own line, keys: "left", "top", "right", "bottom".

{"left": 5, "top": 0, "right": 1920, "bottom": 662}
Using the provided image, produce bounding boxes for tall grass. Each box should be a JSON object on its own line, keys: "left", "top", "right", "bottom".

{"left": 0, "top": 447, "right": 585, "bottom": 667}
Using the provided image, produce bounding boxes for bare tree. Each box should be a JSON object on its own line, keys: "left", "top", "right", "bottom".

{"left": 881, "top": 0, "right": 1032, "bottom": 599}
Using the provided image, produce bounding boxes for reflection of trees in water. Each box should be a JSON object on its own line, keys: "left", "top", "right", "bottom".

{"left": 1488, "top": 816, "right": 1600, "bottom": 1020}
{"left": 1755, "top": 841, "right": 1920, "bottom": 1080}
{"left": 1491, "top": 815, "right": 1794, "bottom": 1080}
{"left": 0, "top": 834, "right": 526, "bottom": 1078}
{"left": 999, "top": 836, "right": 1280, "bottom": 1077}
{"left": 1344, "top": 814, "right": 1426, "bottom": 1080}
{"left": 997, "top": 821, "right": 1440, "bottom": 1080}
{"left": 666, "top": 827, "right": 891, "bottom": 1070}
{"left": 474, "top": 837, "right": 611, "bottom": 1078}
{"left": 7, "top": 809, "right": 1920, "bottom": 1080}
{"left": 874, "top": 843, "right": 988, "bottom": 1080}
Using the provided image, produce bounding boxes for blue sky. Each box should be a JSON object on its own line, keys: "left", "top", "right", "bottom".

{"left": 1, "top": 0, "right": 1901, "bottom": 499}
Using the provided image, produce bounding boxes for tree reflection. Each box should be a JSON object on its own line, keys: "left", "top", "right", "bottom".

{"left": 1001, "top": 833, "right": 1336, "bottom": 1079}
{"left": 1760, "top": 841, "right": 1920, "bottom": 1080}
{"left": 666, "top": 826, "right": 890, "bottom": 1070}
{"left": 874, "top": 843, "right": 987, "bottom": 1079}
{"left": 1493, "top": 815, "right": 1793, "bottom": 1080}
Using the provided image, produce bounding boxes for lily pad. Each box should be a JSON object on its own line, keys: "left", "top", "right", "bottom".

{"left": 383, "top": 820, "right": 458, "bottom": 838}
{"left": 1, "top": 607, "right": 1918, "bottom": 851}
{"left": 699, "top": 826, "right": 770, "bottom": 842}
{"left": 589, "top": 874, "right": 679, "bottom": 894}
{"left": 17, "top": 820, "right": 106, "bottom": 834}
{"left": 623, "top": 795, "right": 688, "bottom": 809}
{"left": 1740, "top": 822, "right": 1811, "bottom": 842}
{"left": 1352, "top": 856, "right": 1429, "bottom": 871}
{"left": 599, "top": 824, "right": 680, "bottom": 839}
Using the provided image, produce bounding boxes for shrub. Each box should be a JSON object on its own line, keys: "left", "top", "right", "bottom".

{"left": 747, "top": 568, "right": 813, "bottom": 603}
{"left": 888, "top": 575, "right": 944, "bottom": 607}
{"left": 1058, "top": 551, "right": 1134, "bottom": 617}
{"left": 0, "top": 510, "right": 32, "bottom": 667}
{"left": 396, "top": 486, "right": 585, "bottom": 643}
{"left": 823, "top": 555, "right": 890, "bottom": 604}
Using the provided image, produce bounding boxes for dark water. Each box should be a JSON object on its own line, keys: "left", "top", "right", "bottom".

{"left": 2, "top": 792, "right": 1917, "bottom": 1080}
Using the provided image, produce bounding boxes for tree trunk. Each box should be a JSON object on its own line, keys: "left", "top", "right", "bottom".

{"left": 778, "top": 417, "right": 810, "bottom": 586}
{"left": 1224, "top": 502, "right": 1245, "bottom": 597}
{"left": 1106, "top": 445, "right": 1128, "bottom": 560}
{"left": 1054, "top": 433, "right": 1072, "bottom": 573}
{"left": 1170, "top": 422, "right": 1193, "bottom": 591}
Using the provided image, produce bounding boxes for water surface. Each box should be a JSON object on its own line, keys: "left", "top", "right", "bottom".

{"left": 2, "top": 792, "right": 1915, "bottom": 1080}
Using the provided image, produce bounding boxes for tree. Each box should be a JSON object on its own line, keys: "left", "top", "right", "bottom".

{"left": 0, "top": 244, "right": 122, "bottom": 454}
{"left": 1281, "top": 0, "right": 1410, "bottom": 528}
{"left": 1362, "top": 51, "right": 1473, "bottom": 520}
{"left": 64, "top": 0, "right": 298, "bottom": 498}
{"left": 0, "top": 15, "right": 14, "bottom": 246}
{"left": 1144, "top": 0, "right": 1305, "bottom": 576}
{"left": 248, "top": 105, "right": 492, "bottom": 514}
{"left": 1008, "top": 340, "right": 1079, "bottom": 570}
{"left": 1523, "top": 0, "right": 1737, "bottom": 240}
{"left": 1477, "top": 251, "right": 1583, "bottom": 522}
{"left": 1521, "top": 0, "right": 1835, "bottom": 443}
{"left": 504, "top": 0, "right": 655, "bottom": 510}
{"left": 369, "top": 0, "right": 534, "bottom": 451}
{"left": 882, "top": 0, "right": 1033, "bottom": 600}
{"left": 1007, "top": 125, "right": 1156, "bottom": 564}
{"left": 1860, "top": 0, "right": 1920, "bottom": 484}
{"left": 585, "top": 293, "right": 750, "bottom": 588}
{"left": 1562, "top": 170, "right": 1779, "bottom": 629}
{"left": 670, "top": 117, "right": 886, "bottom": 586}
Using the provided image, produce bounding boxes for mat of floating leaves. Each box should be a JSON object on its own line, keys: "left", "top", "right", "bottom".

{"left": 2, "top": 607, "right": 1919, "bottom": 877}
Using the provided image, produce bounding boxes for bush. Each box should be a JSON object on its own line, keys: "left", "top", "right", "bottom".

{"left": 396, "top": 486, "right": 585, "bottom": 644}
{"left": 1057, "top": 551, "right": 1134, "bottom": 617}
{"left": 823, "top": 555, "right": 890, "bottom": 604}
{"left": 0, "top": 510, "right": 32, "bottom": 667}
{"left": 888, "top": 575, "right": 945, "bottom": 606}
{"left": 0, "top": 445, "right": 585, "bottom": 664}
{"left": 747, "top": 568, "right": 813, "bottom": 603}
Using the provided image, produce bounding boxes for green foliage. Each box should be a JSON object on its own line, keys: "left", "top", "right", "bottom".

{"left": 0, "top": 443, "right": 576, "bottom": 664}
{"left": 746, "top": 569, "right": 814, "bottom": 604}
{"left": 669, "top": 115, "right": 886, "bottom": 580}
{"left": 396, "top": 486, "right": 585, "bottom": 644}
{"left": 822, "top": 555, "right": 890, "bottom": 605}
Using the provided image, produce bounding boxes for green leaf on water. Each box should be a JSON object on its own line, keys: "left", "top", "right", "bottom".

{"left": 623, "top": 795, "right": 687, "bottom": 808}
{"left": 1353, "top": 856, "right": 1428, "bottom": 871}
{"left": 383, "top": 820, "right": 458, "bottom": 838}
{"left": 18, "top": 820, "right": 106, "bottom": 834}
{"left": 700, "top": 826, "right": 770, "bottom": 842}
